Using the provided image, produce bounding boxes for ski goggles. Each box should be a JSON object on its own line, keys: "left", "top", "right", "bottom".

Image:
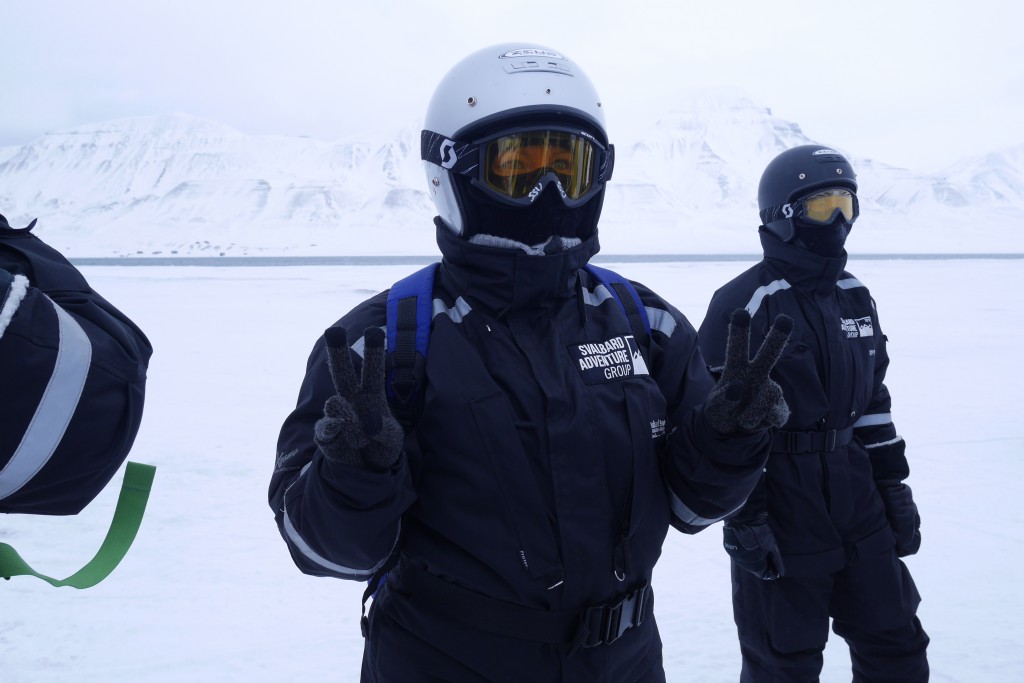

{"left": 761, "top": 187, "right": 859, "bottom": 226}
{"left": 421, "top": 126, "right": 614, "bottom": 206}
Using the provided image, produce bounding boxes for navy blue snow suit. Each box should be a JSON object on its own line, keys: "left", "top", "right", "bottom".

{"left": 271, "top": 226, "right": 772, "bottom": 682}
{"left": 698, "top": 231, "right": 928, "bottom": 682}
{"left": 1, "top": 216, "right": 152, "bottom": 515}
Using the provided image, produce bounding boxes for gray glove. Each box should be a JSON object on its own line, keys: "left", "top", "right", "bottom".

{"left": 705, "top": 309, "right": 792, "bottom": 435}
{"left": 314, "top": 326, "right": 403, "bottom": 470}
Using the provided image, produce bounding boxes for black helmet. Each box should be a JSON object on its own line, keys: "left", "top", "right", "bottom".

{"left": 758, "top": 145, "right": 858, "bottom": 242}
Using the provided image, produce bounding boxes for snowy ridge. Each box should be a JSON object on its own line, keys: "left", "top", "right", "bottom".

{"left": 1, "top": 90, "right": 1022, "bottom": 256}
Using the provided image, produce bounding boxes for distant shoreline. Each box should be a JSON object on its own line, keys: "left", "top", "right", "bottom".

{"left": 69, "top": 253, "right": 1024, "bottom": 267}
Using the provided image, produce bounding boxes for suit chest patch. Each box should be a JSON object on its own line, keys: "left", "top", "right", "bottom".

{"left": 841, "top": 316, "right": 874, "bottom": 338}
{"left": 568, "top": 335, "right": 649, "bottom": 384}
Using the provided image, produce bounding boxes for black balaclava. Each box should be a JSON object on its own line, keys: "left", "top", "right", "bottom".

{"left": 453, "top": 173, "right": 602, "bottom": 246}
{"left": 791, "top": 215, "right": 852, "bottom": 257}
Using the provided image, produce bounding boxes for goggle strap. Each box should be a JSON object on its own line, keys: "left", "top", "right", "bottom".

{"left": 600, "top": 144, "right": 615, "bottom": 183}
{"left": 420, "top": 128, "right": 613, "bottom": 202}
{"left": 760, "top": 194, "right": 858, "bottom": 226}
{"left": 759, "top": 203, "right": 792, "bottom": 225}
{"left": 420, "top": 130, "right": 480, "bottom": 177}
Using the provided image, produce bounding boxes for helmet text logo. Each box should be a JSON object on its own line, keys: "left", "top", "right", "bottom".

{"left": 500, "top": 48, "right": 564, "bottom": 60}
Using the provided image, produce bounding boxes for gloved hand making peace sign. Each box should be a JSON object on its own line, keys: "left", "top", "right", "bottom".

{"left": 704, "top": 309, "right": 793, "bottom": 435}
{"left": 314, "top": 326, "right": 404, "bottom": 470}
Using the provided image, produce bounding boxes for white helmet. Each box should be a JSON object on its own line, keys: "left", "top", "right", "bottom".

{"left": 421, "top": 43, "right": 613, "bottom": 237}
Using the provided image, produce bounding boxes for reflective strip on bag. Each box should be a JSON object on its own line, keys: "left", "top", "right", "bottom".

{"left": 0, "top": 299, "right": 92, "bottom": 500}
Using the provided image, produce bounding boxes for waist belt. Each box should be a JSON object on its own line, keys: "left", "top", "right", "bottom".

{"left": 772, "top": 427, "right": 854, "bottom": 454}
{"left": 394, "top": 561, "right": 653, "bottom": 649}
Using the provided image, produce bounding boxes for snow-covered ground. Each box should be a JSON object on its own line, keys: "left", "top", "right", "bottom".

{"left": 2, "top": 256, "right": 1022, "bottom": 682}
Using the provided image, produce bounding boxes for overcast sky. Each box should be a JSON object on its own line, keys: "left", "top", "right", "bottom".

{"left": 2, "top": 0, "right": 1021, "bottom": 170}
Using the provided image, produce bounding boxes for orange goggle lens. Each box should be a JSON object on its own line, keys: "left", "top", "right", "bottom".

{"left": 483, "top": 131, "right": 598, "bottom": 200}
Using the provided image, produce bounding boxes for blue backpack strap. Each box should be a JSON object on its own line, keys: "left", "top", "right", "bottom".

{"left": 584, "top": 264, "right": 651, "bottom": 351}
{"left": 362, "top": 263, "right": 439, "bottom": 632}
{"left": 385, "top": 262, "right": 439, "bottom": 427}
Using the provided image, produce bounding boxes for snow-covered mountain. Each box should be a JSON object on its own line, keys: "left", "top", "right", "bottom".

{"left": 1, "top": 89, "right": 1021, "bottom": 256}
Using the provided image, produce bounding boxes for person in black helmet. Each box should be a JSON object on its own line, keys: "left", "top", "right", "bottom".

{"left": 270, "top": 43, "right": 794, "bottom": 682}
{"left": 697, "top": 145, "right": 929, "bottom": 682}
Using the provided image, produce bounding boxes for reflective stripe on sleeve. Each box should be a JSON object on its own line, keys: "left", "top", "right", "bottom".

{"left": 837, "top": 278, "right": 866, "bottom": 290}
{"left": 864, "top": 436, "right": 903, "bottom": 449}
{"left": 433, "top": 296, "right": 471, "bottom": 324}
{"left": 668, "top": 488, "right": 738, "bottom": 528}
{"left": 744, "top": 279, "right": 791, "bottom": 318}
{"left": 350, "top": 297, "right": 472, "bottom": 360}
{"left": 853, "top": 412, "right": 892, "bottom": 428}
{"left": 0, "top": 299, "right": 92, "bottom": 500}
{"left": 584, "top": 285, "right": 677, "bottom": 338}
{"left": 646, "top": 306, "right": 678, "bottom": 338}
{"left": 583, "top": 283, "right": 615, "bottom": 309}
{"left": 281, "top": 462, "right": 399, "bottom": 579}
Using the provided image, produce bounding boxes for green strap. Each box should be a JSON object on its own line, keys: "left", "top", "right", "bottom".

{"left": 0, "top": 461, "right": 156, "bottom": 589}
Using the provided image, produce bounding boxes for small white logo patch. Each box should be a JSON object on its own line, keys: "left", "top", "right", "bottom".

{"left": 440, "top": 139, "right": 457, "bottom": 169}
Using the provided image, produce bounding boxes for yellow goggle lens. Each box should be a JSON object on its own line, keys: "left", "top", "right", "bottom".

{"left": 802, "top": 188, "right": 856, "bottom": 223}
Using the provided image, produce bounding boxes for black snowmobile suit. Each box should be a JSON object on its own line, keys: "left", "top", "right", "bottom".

{"left": 271, "top": 225, "right": 771, "bottom": 683}
{"left": 698, "top": 231, "right": 928, "bottom": 682}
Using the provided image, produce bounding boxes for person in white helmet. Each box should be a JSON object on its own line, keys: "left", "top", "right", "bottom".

{"left": 270, "top": 44, "right": 792, "bottom": 682}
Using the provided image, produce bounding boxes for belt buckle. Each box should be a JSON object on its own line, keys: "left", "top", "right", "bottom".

{"left": 785, "top": 431, "right": 799, "bottom": 452}
{"left": 793, "top": 431, "right": 813, "bottom": 453}
{"left": 825, "top": 429, "right": 837, "bottom": 452}
{"left": 578, "top": 604, "right": 607, "bottom": 648}
{"left": 583, "top": 584, "right": 648, "bottom": 648}
{"left": 603, "top": 601, "right": 626, "bottom": 645}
